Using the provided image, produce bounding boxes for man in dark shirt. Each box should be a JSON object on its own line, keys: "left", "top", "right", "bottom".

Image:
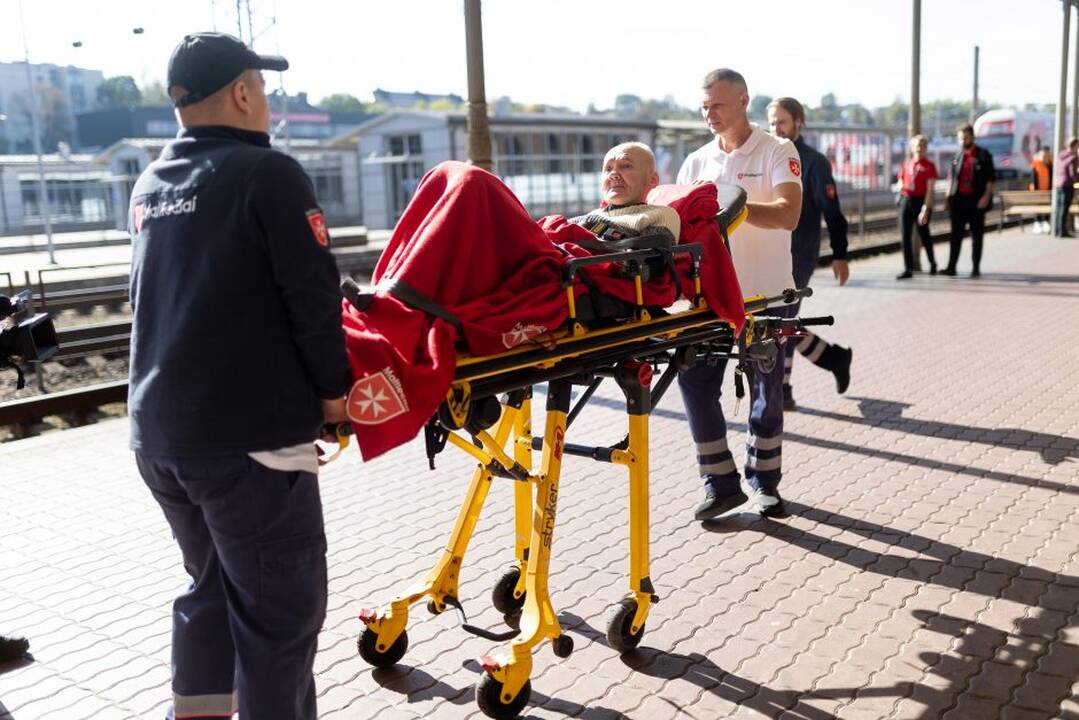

{"left": 944, "top": 124, "right": 995, "bottom": 277}
{"left": 1053, "top": 138, "right": 1078, "bottom": 238}
{"left": 767, "top": 98, "right": 853, "bottom": 410}
{"left": 127, "top": 33, "right": 350, "bottom": 720}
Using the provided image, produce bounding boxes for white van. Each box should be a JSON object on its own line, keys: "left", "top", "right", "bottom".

{"left": 973, "top": 109, "right": 1054, "bottom": 179}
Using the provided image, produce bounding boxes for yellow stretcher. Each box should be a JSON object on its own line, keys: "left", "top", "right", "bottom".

{"left": 352, "top": 186, "right": 832, "bottom": 719}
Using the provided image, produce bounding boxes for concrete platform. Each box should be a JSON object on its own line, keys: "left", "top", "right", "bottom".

{"left": 1, "top": 228, "right": 1077, "bottom": 719}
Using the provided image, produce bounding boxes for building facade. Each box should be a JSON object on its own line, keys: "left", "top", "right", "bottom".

{"left": 0, "top": 62, "right": 103, "bottom": 153}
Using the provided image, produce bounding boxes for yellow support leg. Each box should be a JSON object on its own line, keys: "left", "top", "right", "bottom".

{"left": 479, "top": 380, "right": 572, "bottom": 710}
{"left": 359, "top": 399, "right": 524, "bottom": 662}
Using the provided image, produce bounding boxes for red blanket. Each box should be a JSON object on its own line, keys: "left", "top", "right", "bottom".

{"left": 342, "top": 162, "right": 743, "bottom": 460}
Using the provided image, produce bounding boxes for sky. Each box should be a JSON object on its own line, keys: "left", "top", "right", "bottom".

{"left": 1, "top": 0, "right": 1075, "bottom": 113}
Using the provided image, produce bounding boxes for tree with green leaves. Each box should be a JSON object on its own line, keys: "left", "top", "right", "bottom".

{"left": 96, "top": 76, "right": 142, "bottom": 108}
{"left": 317, "top": 93, "right": 365, "bottom": 113}
{"left": 140, "top": 81, "right": 170, "bottom": 106}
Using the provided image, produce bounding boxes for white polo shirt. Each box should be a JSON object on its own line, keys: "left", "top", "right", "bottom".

{"left": 677, "top": 126, "right": 801, "bottom": 299}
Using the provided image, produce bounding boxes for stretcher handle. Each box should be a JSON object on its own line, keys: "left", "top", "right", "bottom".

{"left": 797, "top": 316, "right": 834, "bottom": 327}
{"left": 560, "top": 243, "right": 704, "bottom": 285}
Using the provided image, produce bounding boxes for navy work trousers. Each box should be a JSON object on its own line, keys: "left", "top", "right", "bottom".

{"left": 677, "top": 304, "right": 792, "bottom": 495}
{"left": 137, "top": 453, "right": 327, "bottom": 720}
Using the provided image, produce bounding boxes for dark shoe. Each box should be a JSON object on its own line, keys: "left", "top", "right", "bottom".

{"left": 941, "top": 267, "right": 957, "bottom": 276}
{"left": 783, "top": 385, "right": 796, "bottom": 411}
{"left": 896, "top": 271, "right": 913, "bottom": 280}
{"left": 754, "top": 488, "right": 787, "bottom": 518}
{"left": 694, "top": 485, "right": 749, "bottom": 520}
{"left": 0, "top": 635, "right": 29, "bottom": 662}
{"left": 833, "top": 346, "right": 852, "bottom": 394}
{"left": 971, "top": 268, "right": 981, "bottom": 278}
{"left": 929, "top": 263, "right": 938, "bottom": 275}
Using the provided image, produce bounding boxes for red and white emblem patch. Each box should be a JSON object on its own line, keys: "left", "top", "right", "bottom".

{"left": 825, "top": 184, "right": 836, "bottom": 199}
{"left": 789, "top": 159, "right": 802, "bottom": 177}
{"left": 306, "top": 209, "right": 329, "bottom": 247}
{"left": 347, "top": 369, "right": 408, "bottom": 425}
{"left": 501, "top": 322, "right": 547, "bottom": 349}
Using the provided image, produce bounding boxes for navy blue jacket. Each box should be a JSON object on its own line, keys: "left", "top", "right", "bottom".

{"left": 791, "top": 135, "right": 849, "bottom": 288}
{"left": 127, "top": 125, "right": 350, "bottom": 457}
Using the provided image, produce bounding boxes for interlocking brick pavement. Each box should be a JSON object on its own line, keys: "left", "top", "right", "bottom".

{"left": 1, "top": 229, "right": 1077, "bottom": 719}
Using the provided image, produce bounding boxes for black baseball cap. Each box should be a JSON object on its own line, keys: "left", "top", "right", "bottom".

{"left": 167, "top": 32, "right": 289, "bottom": 108}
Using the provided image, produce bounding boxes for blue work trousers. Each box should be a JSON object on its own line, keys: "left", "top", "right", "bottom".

{"left": 677, "top": 306, "right": 791, "bottom": 495}
{"left": 136, "top": 453, "right": 327, "bottom": 720}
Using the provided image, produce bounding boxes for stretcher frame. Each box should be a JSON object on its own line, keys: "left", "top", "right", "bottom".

{"left": 354, "top": 188, "right": 829, "bottom": 719}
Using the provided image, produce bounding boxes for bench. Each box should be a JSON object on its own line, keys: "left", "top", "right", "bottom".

{"left": 998, "top": 189, "right": 1079, "bottom": 232}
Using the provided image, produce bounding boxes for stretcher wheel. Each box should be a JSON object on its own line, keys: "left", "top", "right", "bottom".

{"left": 605, "top": 598, "right": 645, "bottom": 652}
{"left": 426, "top": 600, "right": 443, "bottom": 615}
{"left": 551, "top": 634, "right": 573, "bottom": 658}
{"left": 476, "top": 673, "right": 531, "bottom": 719}
{"left": 357, "top": 627, "right": 408, "bottom": 667}
{"left": 491, "top": 566, "right": 526, "bottom": 615}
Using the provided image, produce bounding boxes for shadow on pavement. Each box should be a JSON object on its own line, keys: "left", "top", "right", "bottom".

{"left": 371, "top": 665, "right": 472, "bottom": 706}
{"left": 557, "top": 611, "right": 839, "bottom": 720}
{"left": 796, "top": 608, "right": 1077, "bottom": 719}
{"left": 798, "top": 396, "right": 1078, "bottom": 465}
{"left": 585, "top": 395, "right": 1077, "bottom": 497}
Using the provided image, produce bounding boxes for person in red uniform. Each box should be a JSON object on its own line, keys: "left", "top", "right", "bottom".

{"left": 943, "top": 124, "right": 995, "bottom": 277}
{"left": 895, "top": 134, "right": 939, "bottom": 279}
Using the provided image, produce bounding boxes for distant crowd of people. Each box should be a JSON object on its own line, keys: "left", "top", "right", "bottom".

{"left": 893, "top": 124, "right": 1077, "bottom": 280}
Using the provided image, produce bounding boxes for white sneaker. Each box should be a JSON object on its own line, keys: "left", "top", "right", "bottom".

{"left": 753, "top": 488, "right": 786, "bottom": 518}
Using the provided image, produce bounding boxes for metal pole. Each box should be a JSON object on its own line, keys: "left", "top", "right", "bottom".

{"left": 1073, "top": 9, "right": 1079, "bottom": 139}
{"left": 17, "top": 0, "right": 55, "bottom": 265}
{"left": 909, "top": 0, "right": 921, "bottom": 137}
{"left": 463, "top": 0, "right": 492, "bottom": 171}
{"left": 1053, "top": 0, "right": 1071, "bottom": 228}
{"left": 971, "top": 46, "right": 980, "bottom": 122}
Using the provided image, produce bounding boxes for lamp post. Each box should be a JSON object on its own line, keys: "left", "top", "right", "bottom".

{"left": 17, "top": 0, "right": 56, "bottom": 264}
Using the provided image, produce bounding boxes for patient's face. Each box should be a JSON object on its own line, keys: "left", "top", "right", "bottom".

{"left": 602, "top": 147, "right": 657, "bottom": 206}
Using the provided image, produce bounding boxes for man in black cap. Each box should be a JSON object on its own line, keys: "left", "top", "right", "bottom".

{"left": 128, "top": 33, "right": 350, "bottom": 720}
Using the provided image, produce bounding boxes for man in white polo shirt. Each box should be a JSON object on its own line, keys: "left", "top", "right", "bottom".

{"left": 677, "top": 67, "right": 802, "bottom": 520}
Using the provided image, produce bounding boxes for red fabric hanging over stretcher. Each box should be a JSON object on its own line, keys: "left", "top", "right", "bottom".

{"left": 341, "top": 162, "right": 743, "bottom": 460}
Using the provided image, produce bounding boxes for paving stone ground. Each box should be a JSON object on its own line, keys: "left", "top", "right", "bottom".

{"left": 1, "top": 228, "right": 1077, "bottom": 720}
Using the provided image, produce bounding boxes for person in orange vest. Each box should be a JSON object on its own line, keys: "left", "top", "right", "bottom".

{"left": 1029, "top": 148, "right": 1052, "bottom": 234}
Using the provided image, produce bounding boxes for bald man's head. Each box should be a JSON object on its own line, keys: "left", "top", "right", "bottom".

{"left": 601, "top": 142, "right": 660, "bottom": 206}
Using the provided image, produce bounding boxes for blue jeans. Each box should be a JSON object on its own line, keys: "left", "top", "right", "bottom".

{"left": 137, "top": 453, "right": 327, "bottom": 720}
{"left": 678, "top": 305, "right": 792, "bottom": 495}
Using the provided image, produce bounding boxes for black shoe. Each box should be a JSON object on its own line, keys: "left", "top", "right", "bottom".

{"left": 929, "top": 263, "right": 938, "bottom": 275}
{"left": 833, "top": 346, "right": 852, "bottom": 394}
{"left": 941, "top": 267, "right": 957, "bottom": 276}
{"left": 971, "top": 268, "right": 981, "bottom": 278}
{"left": 896, "top": 271, "right": 913, "bottom": 280}
{"left": 0, "top": 635, "right": 29, "bottom": 662}
{"left": 694, "top": 485, "right": 749, "bottom": 520}
{"left": 782, "top": 385, "right": 796, "bottom": 412}
{"left": 754, "top": 488, "right": 788, "bottom": 518}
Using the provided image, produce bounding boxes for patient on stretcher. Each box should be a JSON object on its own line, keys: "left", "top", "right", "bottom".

{"left": 340, "top": 144, "right": 743, "bottom": 460}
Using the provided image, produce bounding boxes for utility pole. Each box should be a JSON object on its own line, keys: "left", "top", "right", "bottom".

{"left": 909, "top": 0, "right": 921, "bottom": 137}
{"left": 463, "top": 0, "right": 492, "bottom": 170}
{"left": 1053, "top": 0, "right": 1072, "bottom": 228}
{"left": 971, "top": 46, "right": 979, "bottom": 122}
{"left": 18, "top": 0, "right": 56, "bottom": 264}
{"left": 1073, "top": 6, "right": 1079, "bottom": 139}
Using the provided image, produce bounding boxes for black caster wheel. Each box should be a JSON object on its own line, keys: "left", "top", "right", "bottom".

{"left": 427, "top": 599, "right": 443, "bottom": 615}
{"left": 551, "top": 633, "right": 574, "bottom": 658}
{"left": 357, "top": 626, "right": 408, "bottom": 667}
{"left": 605, "top": 598, "right": 645, "bottom": 652}
{"left": 476, "top": 673, "right": 531, "bottom": 720}
{"left": 491, "top": 565, "right": 526, "bottom": 615}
